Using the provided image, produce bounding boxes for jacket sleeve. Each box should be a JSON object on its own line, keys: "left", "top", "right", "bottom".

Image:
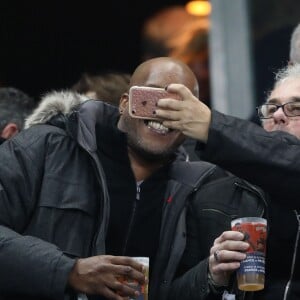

{"left": 168, "top": 258, "right": 225, "bottom": 300}
{"left": 0, "top": 128, "right": 75, "bottom": 299}
{"left": 200, "top": 110, "right": 300, "bottom": 207}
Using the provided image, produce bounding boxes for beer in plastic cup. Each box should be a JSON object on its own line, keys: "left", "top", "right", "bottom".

{"left": 117, "top": 257, "right": 149, "bottom": 300}
{"left": 231, "top": 217, "right": 267, "bottom": 291}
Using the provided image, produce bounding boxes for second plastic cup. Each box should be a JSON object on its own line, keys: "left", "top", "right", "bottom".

{"left": 231, "top": 217, "right": 267, "bottom": 291}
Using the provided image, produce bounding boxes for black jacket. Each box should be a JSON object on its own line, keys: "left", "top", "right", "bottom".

{"left": 199, "top": 110, "right": 300, "bottom": 300}
{"left": 0, "top": 96, "right": 267, "bottom": 300}
{"left": 0, "top": 137, "right": 6, "bottom": 145}
{"left": 168, "top": 172, "right": 267, "bottom": 300}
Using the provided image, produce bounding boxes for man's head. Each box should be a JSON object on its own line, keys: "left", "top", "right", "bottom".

{"left": 290, "top": 23, "right": 300, "bottom": 64}
{"left": 0, "top": 87, "right": 35, "bottom": 139}
{"left": 118, "top": 57, "right": 199, "bottom": 162}
{"left": 258, "top": 63, "right": 300, "bottom": 139}
{"left": 71, "top": 71, "right": 131, "bottom": 106}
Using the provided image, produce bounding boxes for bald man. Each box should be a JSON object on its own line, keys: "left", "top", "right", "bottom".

{"left": 0, "top": 57, "right": 265, "bottom": 300}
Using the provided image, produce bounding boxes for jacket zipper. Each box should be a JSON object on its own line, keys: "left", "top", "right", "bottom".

{"left": 122, "top": 184, "right": 140, "bottom": 254}
{"left": 283, "top": 210, "right": 300, "bottom": 300}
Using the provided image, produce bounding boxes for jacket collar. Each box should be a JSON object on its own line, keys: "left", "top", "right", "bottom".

{"left": 67, "top": 99, "right": 119, "bottom": 153}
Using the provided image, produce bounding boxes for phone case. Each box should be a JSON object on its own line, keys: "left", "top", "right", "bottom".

{"left": 128, "top": 86, "right": 180, "bottom": 120}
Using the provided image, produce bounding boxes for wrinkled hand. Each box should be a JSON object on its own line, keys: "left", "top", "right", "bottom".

{"left": 68, "top": 255, "right": 146, "bottom": 300}
{"left": 209, "top": 231, "right": 249, "bottom": 286}
{"left": 155, "top": 84, "right": 211, "bottom": 143}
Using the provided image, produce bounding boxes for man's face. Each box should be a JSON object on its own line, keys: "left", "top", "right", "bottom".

{"left": 262, "top": 78, "right": 300, "bottom": 139}
{"left": 118, "top": 92, "right": 185, "bottom": 161}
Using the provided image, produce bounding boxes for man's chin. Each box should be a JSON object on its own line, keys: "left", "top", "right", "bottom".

{"left": 131, "top": 144, "right": 175, "bottom": 162}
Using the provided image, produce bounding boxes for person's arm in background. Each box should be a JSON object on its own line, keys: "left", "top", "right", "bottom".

{"left": 0, "top": 131, "right": 75, "bottom": 298}
{"left": 156, "top": 83, "right": 300, "bottom": 206}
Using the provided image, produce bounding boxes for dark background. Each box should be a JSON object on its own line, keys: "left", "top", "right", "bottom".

{"left": 0, "top": 1, "right": 187, "bottom": 100}
{"left": 0, "top": 1, "right": 298, "bottom": 107}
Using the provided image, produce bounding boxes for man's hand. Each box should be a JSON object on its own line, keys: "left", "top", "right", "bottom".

{"left": 208, "top": 231, "right": 249, "bottom": 286}
{"left": 155, "top": 83, "right": 211, "bottom": 143}
{"left": 68, "top": 255, "right": 147, "bottom": 300}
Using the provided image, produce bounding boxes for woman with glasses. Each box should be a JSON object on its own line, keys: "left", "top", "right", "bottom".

{"left": 156, "top": 63, "right": 300, "bottom": 299}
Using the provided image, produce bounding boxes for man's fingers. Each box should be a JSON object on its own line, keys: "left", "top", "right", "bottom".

{"left": 213, "top": 261, "right": 242, "bottom": 273}
{"left": 161, "top": 120, "right": 181, "bottom": 130}
{"left": 156, "top": 109, "right": 181, "bottom": 121}
{"left": 109, "top": 256, "right": 143, "bottom": 272}
{"left": 101, "top": 286, "right": 128, "bottom": 300}
{"left": 166, "top": 83, "right": 195, "bottom": 99}
{"left": 213, "top": 231, "right": 245, "bottom": 245}
{"left": 111, "top": 279, "right": 141, "bottom": 299}
{"left": 114, "top": 265, "right": 146, "bottom": 284}
{"left": 157, "top": 98, "right": 183, "bottom": 111}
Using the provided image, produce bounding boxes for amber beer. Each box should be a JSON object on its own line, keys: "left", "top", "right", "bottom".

{"left": 118, "top": 257, "right": 149, "bottom": 300}
{"left": 231, "top": 217, "right": 267, "bottom": 291}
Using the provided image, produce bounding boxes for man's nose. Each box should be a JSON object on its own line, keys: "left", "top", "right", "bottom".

{"left": 272, "top": 106, "right": 288, "bottom": 122}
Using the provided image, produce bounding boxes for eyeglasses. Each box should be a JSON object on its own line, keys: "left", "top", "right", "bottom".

{"left": 257, "top": 102, "right": 300, "bottom": 119}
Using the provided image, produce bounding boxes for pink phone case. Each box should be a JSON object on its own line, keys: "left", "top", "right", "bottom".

{"left": 129, "top": 86, "right": 180, "bottom": 120}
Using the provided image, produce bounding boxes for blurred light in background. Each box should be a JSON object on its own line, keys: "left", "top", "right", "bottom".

{"left": 185, "top": 0, "right": 211, "bottom": 17}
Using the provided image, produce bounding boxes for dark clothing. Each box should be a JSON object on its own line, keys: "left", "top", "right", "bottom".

{"left": 95, "top": 122, "right": 169, "bottom": 270}
{"left": 0, "top": 100, "right": 266, "bottom": 300}
{"left": 0, "top": 137, "right": 6, "bottom": 144}
{"left": 182, "top": 137, "right": 202, "bottom": 161}
{"left": 200, "top": 110, "right": 300, "bottom": 206}
{"left": 198, "top": 110, "right": 300, "bottom": 300}
{"left": 168, "top": 172, "right": 267, "bottom": 300}
{"left": 0, "top": 124, "right": 99, "bottom": 299}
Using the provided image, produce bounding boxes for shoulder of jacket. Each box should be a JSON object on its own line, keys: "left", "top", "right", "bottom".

{"left": 169, "top": 160, "right": 219, "bottom": 188}
{"left": 195, "top": 171, "right": 267, "bottom": 216}
{"left": 23, "top": 123, "right": 68, "bottom": 137}
{"left": 12, "top": 124, "right": 69, "bottom": 149}
{"left": 199, "top": 169, "right": 266, "bottom": 196}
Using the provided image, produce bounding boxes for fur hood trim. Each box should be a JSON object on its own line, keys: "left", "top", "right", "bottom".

{"left": 24, "top": 90, "right": 88, "bottom": 129}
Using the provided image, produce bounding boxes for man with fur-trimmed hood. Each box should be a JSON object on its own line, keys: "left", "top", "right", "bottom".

{"left": 0, "top": 57, "right": 266, "bottom": 300}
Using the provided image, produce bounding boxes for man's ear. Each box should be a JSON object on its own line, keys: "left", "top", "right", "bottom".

{"left": 119, "top": 93, "right": 129, "bottom": 114}
{"left": 1, "top": 123, "right": 20, "bottom": 139}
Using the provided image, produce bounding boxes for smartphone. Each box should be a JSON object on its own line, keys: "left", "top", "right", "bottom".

{"left": 128, "top": 86, "right": 180, "bottom": 120}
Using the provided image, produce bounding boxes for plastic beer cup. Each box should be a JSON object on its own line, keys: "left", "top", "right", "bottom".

{"left": 117, "top": 257, "right": 149, "bottom": 300}
{"left": 231, "top": 217, "right": 267, "bottom": 291}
